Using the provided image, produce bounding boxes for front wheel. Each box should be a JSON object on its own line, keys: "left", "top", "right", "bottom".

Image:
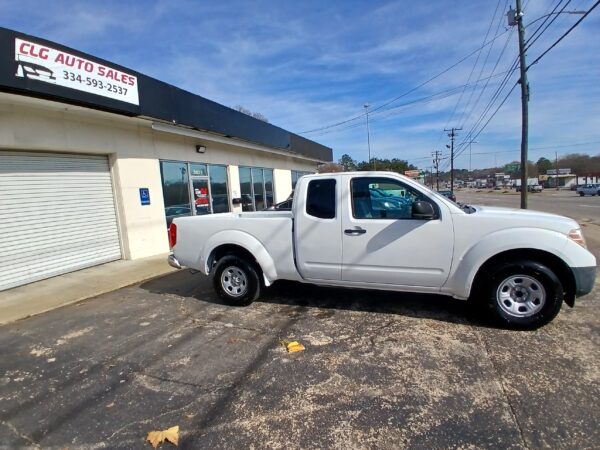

{"left": 212, "top": 255, "right": 261, "bottom": 306}
{"left": 484, "top": 260, "right": 563, "bottom": 329}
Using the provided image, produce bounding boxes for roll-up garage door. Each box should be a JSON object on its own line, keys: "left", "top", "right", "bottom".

{"left": 0, "top": 152, "right": 122, "bottom": 291}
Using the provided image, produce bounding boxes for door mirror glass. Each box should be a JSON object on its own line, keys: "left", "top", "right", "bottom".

{"left": 412, "top": 201, "right": 435, "bottom": 220}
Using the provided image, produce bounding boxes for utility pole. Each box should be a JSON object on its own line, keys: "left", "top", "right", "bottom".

{"left": 432, "top": 150, "right": 442, "bottom": 191}
{"left": 364, "top": 104, "right": 372, "bottom": 170}
{"left": 509, "top": 1, "right": 529, "bottom": 209}
{"left": 467, "top": 140, "right": 477, "bottom": 174}
{"left": 444, "top": 127, "right": 461, "bottom": 194}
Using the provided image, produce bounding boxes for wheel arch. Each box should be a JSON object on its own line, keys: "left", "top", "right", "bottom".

{"left": 201, "top": 230, "right": 279, "bottom": 286}
{"left": 206, "top": 242, "right": 272, "bottom": 286}
{"left": 471, "top": 248, "right": 576, "bottom": 307}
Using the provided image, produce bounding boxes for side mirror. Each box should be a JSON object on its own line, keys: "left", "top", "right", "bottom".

{"left": 412, "top": 200, "right": 435, "bottom": 220}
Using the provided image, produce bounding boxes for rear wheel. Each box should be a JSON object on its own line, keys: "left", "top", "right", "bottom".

{"left": 212, "top": 255, "right": 261, "bottom": 306}
{"left": 484, "top": 260, "right": 563, "bottom": 329}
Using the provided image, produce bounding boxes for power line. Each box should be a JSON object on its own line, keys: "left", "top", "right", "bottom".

{"left": 306, "top": 70, "right": 512, "bottom": 138}
{"left": 442, "top": 0, "right": 504, "bottom": 133}
{"left": 449, "top": 0, "right": 595, "bottom": 169}
{"left": 457, "top": 0, "right": 512, "bottom": 128}
{"left": 527, "top": 0, "right": 600, "bottom": 69}
{"left": 524, "top": 0, "right": 571, "bottom": 51}
{"left": 299, "top": 28, "right": 510, "bottom": 135}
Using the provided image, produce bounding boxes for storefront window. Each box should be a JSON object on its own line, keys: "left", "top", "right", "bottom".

{"left": 160, "top": 161, "right": 230, "bottom": 226}
{"left": 252, "top": 168, "right": 265, "bottom": 211}
{"left": 239, "top": 167, "right": 274, "bottom": 211}
{"left": 209, "top": 165, "right": 229, "bottom": 213}
{"left": 292, "top": 170, "right": 311, "bottom": 189}
{"left": 160, "top": 161, "right": 192, "bottom": 227}
{"left": 264, "top": 170, "right": 274, "bottom": 208}
{"left": 190, "top": 163, "right": 208, "bottom": 177}
{"left": 239, "top": 167, "right": 253, "bottom": 212}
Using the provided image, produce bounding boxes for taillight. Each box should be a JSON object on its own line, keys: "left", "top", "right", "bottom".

{"left": 169, "top": 223, "right": 177, "bottom": 248}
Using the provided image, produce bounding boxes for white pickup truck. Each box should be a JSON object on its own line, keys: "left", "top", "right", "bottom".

{"left": 168, "top": 172, "right": 596, "bottom": 329}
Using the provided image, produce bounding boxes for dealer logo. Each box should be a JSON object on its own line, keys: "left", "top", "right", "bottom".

{"left": 16, "top": 55, "right": 56, "bottom": 82}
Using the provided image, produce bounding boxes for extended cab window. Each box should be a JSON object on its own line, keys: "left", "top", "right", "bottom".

{"left": 306, "top": 179, "right": 336, "bottom": 219}
{"left": 351, "top": 177, "right": 438, "bottom": 220}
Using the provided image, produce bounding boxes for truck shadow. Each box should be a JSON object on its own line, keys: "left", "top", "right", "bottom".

{"left": 141, "top": 270, "right": 495, "bottom": 329}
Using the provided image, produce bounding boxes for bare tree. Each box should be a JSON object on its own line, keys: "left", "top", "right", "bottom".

{"left": 318, "top": 163, "right": 344, "bottom": 173}
{"left": 233, "top": 105, "right": 269, "bottom": 123}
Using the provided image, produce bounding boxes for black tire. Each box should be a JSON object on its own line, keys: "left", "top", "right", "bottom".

{"left": 212, "top": 255, "right": 261, "bottom": 306}
{"left": 483, "top": 260, "right": 563, "bottom": 329}
{"left": 579, "top": 192, "right": 584, "bottom": 196}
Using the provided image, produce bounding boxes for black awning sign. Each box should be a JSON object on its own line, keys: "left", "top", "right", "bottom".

{"left": 15, "top": 37, "right": 139, "bottom": 105}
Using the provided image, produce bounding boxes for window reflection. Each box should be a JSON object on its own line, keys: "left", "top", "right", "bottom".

{"left": 208, "top": 165, "right": 229, "bottom": 213}
{"left": 240, "top": 167, "right": 253, "bottom": 212}
{"left": 160, "top": 161, "right": 230, "bottom": 226}
{"left": 264, "top": 169, "right": 274, "bottom": 208}
{"left": 252, "top": 168, "right": 265, "bottom": 211}
{"left": 160, "top": 161, "right": 192, "bottom": 227}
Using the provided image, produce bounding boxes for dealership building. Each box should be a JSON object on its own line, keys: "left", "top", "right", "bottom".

{"left": 0, "top": 27, "right": 332, "bottom": 292}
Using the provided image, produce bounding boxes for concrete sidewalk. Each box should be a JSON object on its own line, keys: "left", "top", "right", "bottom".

{"left": 0, "top": 254, "right": 176, "bottom": 325}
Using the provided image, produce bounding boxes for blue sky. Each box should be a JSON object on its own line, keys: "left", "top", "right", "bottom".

{"left": 2, "top": 0, "right": 599, "bottom": 170}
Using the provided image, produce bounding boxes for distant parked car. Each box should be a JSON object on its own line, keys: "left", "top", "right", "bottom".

{"left": 528, "top": 184, "right": 543, "bottom": 193}
{"left": 577, "top": 184, "right": 600, "bottom": 196}
{"left": 437, "top": 190, "right": 456, "bottom": 202}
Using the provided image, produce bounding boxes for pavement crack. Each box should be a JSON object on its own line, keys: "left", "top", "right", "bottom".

{"left": 106, "top": 397, "right": 198, "bottom": 442}
{"left": 474, "top": 329, "right": 530, "bottom": 450}
{"left": 1, "top": 419, "right": 41, "bottom": 448}
{"left": 140, "top": 372, "right": 234, "bottom": 393}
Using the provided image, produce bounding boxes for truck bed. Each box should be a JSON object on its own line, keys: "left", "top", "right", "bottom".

{"left": 173, "top": 211, "right": 300, "bottom": 282}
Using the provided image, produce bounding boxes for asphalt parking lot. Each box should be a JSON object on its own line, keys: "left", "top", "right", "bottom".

{"left": 1, "top": 191, "right": 598, "bottom": 449}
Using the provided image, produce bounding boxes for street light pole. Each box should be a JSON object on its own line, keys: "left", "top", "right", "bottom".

{"left": 364, "top": 104, "right": 372, "bottom": 170}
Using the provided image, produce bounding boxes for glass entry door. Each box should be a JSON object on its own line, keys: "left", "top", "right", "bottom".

{"left": 191, "top": 176, "right": 211, "bottom": 215}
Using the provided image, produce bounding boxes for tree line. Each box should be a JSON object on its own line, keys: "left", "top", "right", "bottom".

{"left": 319, "top": 154, "right": 417, "bottom": 173}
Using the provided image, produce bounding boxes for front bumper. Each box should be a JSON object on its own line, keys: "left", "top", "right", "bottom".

{"left": 168, "top": 254, "right": 182, "bottom": 269}
{"left": 572, "top": 266, "right": 596, "bottom": 297}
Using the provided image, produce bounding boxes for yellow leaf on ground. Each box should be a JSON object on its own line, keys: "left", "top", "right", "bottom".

{"left": 146, "top": 425, "right": 179, "bottom": 448}
{"left": 286, "top": 341, "right": 305, "bottom": 353}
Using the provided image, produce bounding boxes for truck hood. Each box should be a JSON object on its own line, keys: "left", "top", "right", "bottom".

{"left": 471, "top": 205, "right": 579, "bottom": 233}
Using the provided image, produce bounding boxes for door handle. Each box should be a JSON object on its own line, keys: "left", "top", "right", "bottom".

{"left": 344, "top": 227, "right": 367, "bottom": 235}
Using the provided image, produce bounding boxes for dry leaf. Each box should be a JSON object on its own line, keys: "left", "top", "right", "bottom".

{"left": 146, "top": 425, "right": 179, "bottom": 448}
{"left": 280, "top": 339, "right": 305, "bottom": 353}
{"left": 287, "top": 341, "right": 305, "bottom": 353}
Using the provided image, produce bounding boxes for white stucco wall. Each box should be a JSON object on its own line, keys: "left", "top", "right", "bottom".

{"left": 110, "top": 157, "right": 169, "bottom": 259}
{"left": 274, "top": 169, "right": 293, "bottom": 203}
{"left": 0, "top": 92, "right": 324, "bottom": 260}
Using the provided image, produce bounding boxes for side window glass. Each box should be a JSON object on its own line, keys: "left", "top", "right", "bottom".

{"left": 352, "top": 177, "right": 436, "bottom": 220}
{"left": 306, "top": 179, "right": 336, "bottom": 219}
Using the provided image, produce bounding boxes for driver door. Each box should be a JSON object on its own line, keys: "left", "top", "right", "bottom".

{"left": 341, "top": 175, "right": 454, "bottom": 288}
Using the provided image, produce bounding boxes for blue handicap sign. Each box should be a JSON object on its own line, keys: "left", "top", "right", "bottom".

{"left": 139, "top": 188, "right": 150, "bottom": 206}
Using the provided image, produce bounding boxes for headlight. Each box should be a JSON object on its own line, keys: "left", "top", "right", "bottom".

{"left": 568, "top": 228, "right": 587, "bottom": 248}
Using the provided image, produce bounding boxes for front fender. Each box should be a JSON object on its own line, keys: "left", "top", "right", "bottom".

{"left": 201, "top": 230, "right": 278, "bottom": 285}
{"left": 445, "top": 227, "right": 576, "bottom": 299}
